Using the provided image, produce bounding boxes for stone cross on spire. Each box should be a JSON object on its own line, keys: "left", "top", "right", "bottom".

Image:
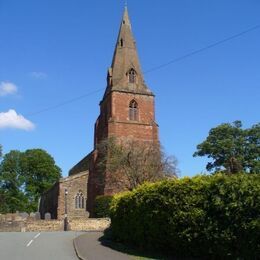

{"left": 104, "top": 7, "right": 153, "bottom": 99}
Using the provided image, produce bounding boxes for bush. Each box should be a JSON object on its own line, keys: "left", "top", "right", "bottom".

{"left": 94, "top": 195, "right": 113, "bottom": 218}
{"left": 110, "top": 174, "right": 260, "bottom": 258}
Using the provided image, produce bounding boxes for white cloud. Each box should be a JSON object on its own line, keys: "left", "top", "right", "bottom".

{"left": 30, "top": 72, "right": 47, "bottom": 79}
{"left": 0, "top": 82, "right": 18, "bottom": 96}
{"left": 0, "top": 109, "right": 35, "bottom": 131}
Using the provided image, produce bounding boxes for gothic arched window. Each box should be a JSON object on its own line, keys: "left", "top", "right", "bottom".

{"left": 128, "top": 68, "right": 136, "bottom": 83}
{"left": 129, "top": 100, "right": 138, "bottom": 121}
{"left": 75, "top": 192, "right": 84, "bottom": 209}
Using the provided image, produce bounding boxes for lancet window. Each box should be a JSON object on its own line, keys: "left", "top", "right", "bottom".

{"left": 129, "top": 100, "right": 138, "bottom": 121}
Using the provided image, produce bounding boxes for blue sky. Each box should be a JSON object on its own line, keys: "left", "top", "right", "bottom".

{"left": 0, "top": 0, "right": 259, "bottom": 177}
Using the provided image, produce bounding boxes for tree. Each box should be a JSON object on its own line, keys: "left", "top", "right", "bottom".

{"left": 0, "top": 149, "right": 61, "bottom": 213}
{"left": 0, "top": 150, "right": 28, "bottom": 213}
{"left": 194, "top": 121, "right": 260, "bottom": 174}
{"left": 97, "top": 137, "right": 178, "bottom": 191}
{"left": 21, "top": 149, "right": 62, "bottom": 211}
{"left": 0, "top": 144, "right": 2, "bottom": 158}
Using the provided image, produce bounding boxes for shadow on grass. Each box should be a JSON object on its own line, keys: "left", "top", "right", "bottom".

{"left": 98, "top": 228, "right": 177, "bottom": 260}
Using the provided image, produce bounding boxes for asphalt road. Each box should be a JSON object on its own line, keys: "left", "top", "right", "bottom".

{"left": 74, "top": 232, "right": 131, "bottom": 260}
{"left": 0, "top": 231, "right": 83, "bottom": 260}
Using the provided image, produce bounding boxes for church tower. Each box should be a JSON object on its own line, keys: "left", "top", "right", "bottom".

{"left": 87, "top": 7, "right": 159, "bottom": 213}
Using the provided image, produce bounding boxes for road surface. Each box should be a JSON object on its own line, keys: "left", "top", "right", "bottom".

{"left": 0, "top": 231, "right": 83, "bottom": 260}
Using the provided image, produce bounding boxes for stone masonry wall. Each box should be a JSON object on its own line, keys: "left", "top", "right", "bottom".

{"left": 68, "top": 218, "right": 110, "bottom": 231}
{"left": 0, "top": 214, "right": 110, "bottom": 232}
{"left": 57, "top": 171, "right": 89, "bottom": 220}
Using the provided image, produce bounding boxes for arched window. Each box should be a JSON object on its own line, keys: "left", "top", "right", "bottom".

{"left": 129, "top": 100, "right": 138, "bottom": 121}
{"left": 120, "top": 38, "right": 124, "bottom": 47}
{"left": 128, "top": 68, "right": 136, "bottom": 83}
{"left": 75, "top": 192, "right": 84, "bottom": 209}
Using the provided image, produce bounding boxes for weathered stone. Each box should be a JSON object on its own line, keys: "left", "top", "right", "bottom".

{"left": 14, "top": 216, "right": 23, "bottom": 221}
{"left": 19, "top": 212, "right": 29, "bottom": 219}
{"left": 39, "top": 172, "right": 89, "bottom": 220}
{"left": 68, "top": 218, "right": 111, "bottom": 232}
{"left": 35, "top": 212, "right": 41, "bottom": 220}
{"left": 30, "top": 212, "right": 36, "bottom": 218}
{"left": 44, "top": 213, "right": 51, "bottom": 220}
{"left": 0, "top": 211, "right": 110, "bottom": 232}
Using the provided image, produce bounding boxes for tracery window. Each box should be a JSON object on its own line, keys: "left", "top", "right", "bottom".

{"left": 129, "top": 100, "right": 138, "bottom": 121}
{"left": 128, "top": 68, "right": 136, "bottom": 83}
{"left": 75, "top": 192, "right": 84, "bottom": 209}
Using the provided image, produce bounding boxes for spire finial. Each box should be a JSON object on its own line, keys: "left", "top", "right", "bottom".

{"left": 125, "top": 0, "right": 128, "bottom": 8}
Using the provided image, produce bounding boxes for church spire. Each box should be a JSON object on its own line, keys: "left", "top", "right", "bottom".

{"left": 104, "top": 7, "right": 153, "bottom": 98}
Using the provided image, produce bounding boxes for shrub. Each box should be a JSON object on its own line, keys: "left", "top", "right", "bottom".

{"left": 94, "top": 195, "right": 113, "bottom": 218}
{"left": 110, "top": 174, "right": 260, "bottom": 258}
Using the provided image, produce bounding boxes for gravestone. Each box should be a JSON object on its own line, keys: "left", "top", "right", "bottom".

{"left": 35, "top": 212, "right": 41, "bottom": 220}
{"left": 44, "top": 213, "right": 51, "bottom": 220}
{"left": 30, "top": 212, "right": 36, "bottom": 219}
{"left": 19, "top": 212, "right": 29, "bottom": 219}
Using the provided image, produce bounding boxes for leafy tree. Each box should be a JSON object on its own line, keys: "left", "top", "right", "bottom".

{"left": 0, "top": 151, "right": 28, "bottom": 213}
{"left": 97, "top": 137, "right": 178, "bottom": 191}
{"left": 21, "top": 149, "right": 61, "bottom": 210}
{"left": 0, "top": 149, "right": 61, "bottom": 213}
{"left": 194, "top": 121, "right": 260, "bottom": 174}
{"left": 0, "top": 144, "right": 2, "bottom": 158}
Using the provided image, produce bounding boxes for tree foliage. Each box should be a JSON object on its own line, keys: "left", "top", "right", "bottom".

{"left": 110, "top": 174, "right": 260, "bottom": 258}
{"left": 97, "top": 137, "right": 178, "bottom": 191}
{"left": 0, "top": 149, "right": 61, "bottom": 213}
{"left": 94, "top": 195, "right": 113, "bottom": 218}
{"left": 0, "top": 150, "right": 27, "bottom": 213}
{"left": 194, "top": 121, "right": 260, "bottom": 174}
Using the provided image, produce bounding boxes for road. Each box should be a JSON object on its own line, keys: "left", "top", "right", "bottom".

{"left": 0, "top": 231, "right": 83, "bottom": 260}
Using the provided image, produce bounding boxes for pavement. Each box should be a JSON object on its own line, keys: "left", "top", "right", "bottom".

{"left": 74, "top": 231, "right": 131, "bottom": 260}
{"left": 0, "top": 231, "right": 83, "bottom": 260}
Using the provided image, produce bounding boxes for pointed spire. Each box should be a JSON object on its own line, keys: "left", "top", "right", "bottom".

{"left": 104, "top": 7, "right": 153, "bottom": 98}
{"left": 121, "top": 5, "right": 131, "bottom": 29}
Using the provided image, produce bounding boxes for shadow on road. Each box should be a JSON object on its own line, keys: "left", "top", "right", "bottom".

{"left": 98, "top": 229, "right": 175, "bottom": 260}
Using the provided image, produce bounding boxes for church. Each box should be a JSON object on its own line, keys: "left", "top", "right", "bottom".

{"left": 40, "top": 7, "right": 159, "bottom": 219}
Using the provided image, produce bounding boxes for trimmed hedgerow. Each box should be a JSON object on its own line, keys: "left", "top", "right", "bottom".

{"left": 110, "top": 174, "right": 260, "bottom": 258}
{"left": 94, "top": 195, "right": 113, "bottom": 218}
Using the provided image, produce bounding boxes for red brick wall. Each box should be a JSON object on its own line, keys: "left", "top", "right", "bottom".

{"left": 87, "top": 91, "right": 159, "bottom": 215}
{"left": 97, "top": 91, "right": 158, "bottom": 142}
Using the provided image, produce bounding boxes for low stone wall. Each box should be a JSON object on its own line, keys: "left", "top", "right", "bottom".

{"left": 25, "top": 220, "right": 63, "bottom": 232}
{"left": 0, "top": 221, "right": 24, "bottom": 232}
{"left": 68, "top": 218, "right": 110, "bottom": 231}
{"left": 0, "top": 215, "right": 111, "bottom": 232}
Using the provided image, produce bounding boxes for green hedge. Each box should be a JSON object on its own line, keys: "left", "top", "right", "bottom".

{"left": 110, "top": 174, "right": 260, "bottom": 258}
{"left": 94, "top": 195, "right": 113, "bottom": 218}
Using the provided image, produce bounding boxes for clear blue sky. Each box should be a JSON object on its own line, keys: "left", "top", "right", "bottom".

{"left": 0, "top": 0, "right": 259, "bottom": 177}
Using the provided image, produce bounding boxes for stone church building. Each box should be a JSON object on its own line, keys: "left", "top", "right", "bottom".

{"left": 40, "top": 7, "right": 159, "bottom": 219}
